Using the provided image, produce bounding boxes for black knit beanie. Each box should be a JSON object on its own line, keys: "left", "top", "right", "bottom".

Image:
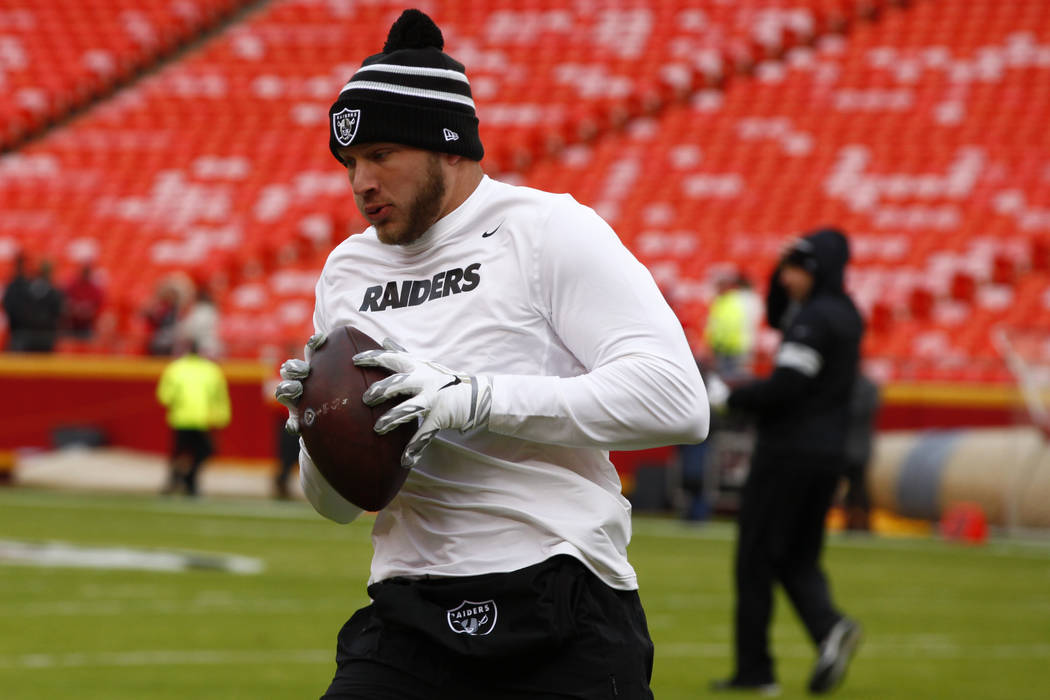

{"left": 328, "top": 9, "right": 484, "bottom": 164}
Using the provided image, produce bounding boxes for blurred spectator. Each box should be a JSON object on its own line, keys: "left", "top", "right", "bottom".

{"left": 2, "top": 253, "right": 32, "bottom": 350}
{"left": 688, "top": 273, "right": 761, "bottom": 521}
{"left": 712, "top": 229, "right": 864, "bottom": 695}
{"left": 843, "top": 373, "right": 880, "bottom": 532}
{"left": 704, "top": 272, "right": 761, "bottom": 379}
{"left": 156, "top": 340, "right": 232, "bottom": 496}
{"left": 736, "top": 273, "right": 763, "bottom": 353}
{"left": 143, "top": 282, "right": 182, "bottom": 356}
{"left": 63, "top": 263, "right": 105, "bottom": 339}
{"left": 267, "top": 340, "right": 303, "bottom": 500}
{"left": 679, "top": 361, "right": 723, "bottom": 522}
{"left": 7, "top": 259, "right": 65, "bottom": 353}
{"left": 273, "top": 398, "right": 301, "bottom": 501}
{"left": 178, "top": 286, "right": 222, "bottom": 359}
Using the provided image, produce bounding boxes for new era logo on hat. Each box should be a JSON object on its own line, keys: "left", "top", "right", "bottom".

{"left": 443, "top": 128, "right": 459, "bottom": 141}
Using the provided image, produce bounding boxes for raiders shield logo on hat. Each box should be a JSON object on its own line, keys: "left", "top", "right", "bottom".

{"left": 446, "top": 599, "right": 497, "bottom": 636}
{"left": 332, "top": 107, "right": 361, "bottom": 146}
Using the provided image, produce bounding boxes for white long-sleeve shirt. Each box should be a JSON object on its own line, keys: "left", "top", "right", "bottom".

{"left": 301, "top": 175, "right": 708, "bottom": 590}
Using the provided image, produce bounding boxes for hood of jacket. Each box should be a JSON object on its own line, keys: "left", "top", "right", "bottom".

{"left": 785, "top": 228, "right": 849, "bottom": 295}
{"left": 766, "top": 228, "right": 851, "bottom": 328}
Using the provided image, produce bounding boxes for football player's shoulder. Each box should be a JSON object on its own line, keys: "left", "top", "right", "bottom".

{"left": 325, "top": 226, "right": 381, "bottom": 262}
{"left": 488, "top": 177, "right": 577, "bottom": 217}
{"left": 489, "top": 178, "right": 600, "bottom": 241}
{"left": 319, "top": 228, "right": 381, "bottom": 281}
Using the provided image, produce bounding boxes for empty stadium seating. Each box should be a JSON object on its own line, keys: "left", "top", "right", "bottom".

{"left": 523, "top": 0, "right": 1050, "bottom": 382}
{"left": 0, "top": 0, "right": 1048, "bottom": 385}
{"left": 0, "top": 0, "right": 255, "bottom": 150}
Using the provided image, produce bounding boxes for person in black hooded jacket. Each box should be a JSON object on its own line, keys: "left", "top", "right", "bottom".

{"left": 712, "top": 228, "right": 864, "bottom": 696}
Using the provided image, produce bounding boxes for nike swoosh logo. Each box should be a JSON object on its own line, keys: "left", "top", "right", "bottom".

{"left": 439, "top": 376, "right": 463, "bottom": 391}
{"left": 481, "top": 222, "right": 503, "bottom": 238}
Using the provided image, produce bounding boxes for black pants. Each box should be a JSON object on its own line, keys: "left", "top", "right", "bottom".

{"left": 274, "top": 415, "right": 300, "bottom": 495}
{"left": 732, "top": 448, "right": 843, "bottom": 683}
{"left": 321, "top": 555, "right": 654, "bottom": 699}
{"left": 842, "top": 457, "right": 872, "bottom": 530}
{"left": 168, "top": 429, "right": 213, "bottom": 495}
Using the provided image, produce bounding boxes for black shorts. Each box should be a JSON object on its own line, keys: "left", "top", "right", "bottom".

{"left": 172, "top": 429, "right": 212, "bottom": 463}
{"left": 321, "top": 555, "right": 654, "bottom": 700}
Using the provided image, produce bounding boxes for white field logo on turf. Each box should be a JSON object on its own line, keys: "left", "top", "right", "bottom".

{"left": 332, "top": 108, "right": 360, "bottom": 146}
{"left": 447, "top": 599, "right": 497, "bottom": 636}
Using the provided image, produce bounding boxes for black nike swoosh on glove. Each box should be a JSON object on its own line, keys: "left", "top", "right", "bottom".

{"left": 439, "top": 377, "right": 463, "bottom": 391}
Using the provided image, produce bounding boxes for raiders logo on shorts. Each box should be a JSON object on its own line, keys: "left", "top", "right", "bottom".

{"left": 446, "top": 599, "right": 497, "bottom": 636}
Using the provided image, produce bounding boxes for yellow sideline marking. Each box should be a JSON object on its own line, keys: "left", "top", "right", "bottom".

{"left": 883, "top": 381, "right": 1025, "bottom": 408}
{"left": 0, "top": 353, "right": 270, "bottom": 382}
{"left": 0, "top": 353, "right": 1029, "bottom": 403}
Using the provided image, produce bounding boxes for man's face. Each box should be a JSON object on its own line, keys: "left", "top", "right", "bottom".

{"left": 779, "top": 263, "right": 815, "bottom": 301}
{"left": 336, "top": 143, "right": 448, "bottom": 246}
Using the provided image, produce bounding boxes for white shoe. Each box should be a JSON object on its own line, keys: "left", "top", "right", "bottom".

{"left": 808, "top": 617, "right": 862, "bottom": 694}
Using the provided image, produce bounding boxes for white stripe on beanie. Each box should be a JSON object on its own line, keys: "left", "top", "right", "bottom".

{"left": 353, "top": 63, "right": 470, "bottom": 84}
{"left": 338, "top": 80, "right": 476, "bottom": 110}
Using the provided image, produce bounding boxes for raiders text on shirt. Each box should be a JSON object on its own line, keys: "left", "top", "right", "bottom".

{"left": 359, "top": 263, "right": 481, "bottom": 312}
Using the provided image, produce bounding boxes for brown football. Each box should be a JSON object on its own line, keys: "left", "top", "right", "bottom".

{"left": 298, "top": 325, "right": 414, "bottom": 511}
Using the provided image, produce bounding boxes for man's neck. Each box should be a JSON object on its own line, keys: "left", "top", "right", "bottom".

{"left": 439, "top": 164, "right": 485, "bottom": 220}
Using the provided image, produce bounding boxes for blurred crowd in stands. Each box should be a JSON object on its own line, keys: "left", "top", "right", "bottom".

{"left": 2, "top": 251, "right": 221, "bottom": 358}
{"left": 3, "top": 252, "right": 98, "bottom": 353}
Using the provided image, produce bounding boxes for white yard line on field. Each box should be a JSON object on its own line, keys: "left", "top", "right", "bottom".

{"left": 0, "top": 649, "right": 332, "bottom": 669}
{"left": 0, "top": 596, "right": 349, "bottom": 617}
{"left": 0, "top": 539, "right": 263, "bottom": 574}
{"left": 0, "top": 491, "right": 323, "bottom": 521}
{"left": 4, "top": 639, "right": 1049, "bottom": 669}
{"left": 658, "top": 639, "right": 1050, "bottom": 660}
{"left": 631, "top": 519, "right": 1050, "bottom": 558}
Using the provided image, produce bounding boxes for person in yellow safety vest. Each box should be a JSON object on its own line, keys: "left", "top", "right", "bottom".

{"left": 156, "top": 340, "right": 231, "bottom": 496}
{"left": 704, "top": 274, "right": 759, "bottom": 379}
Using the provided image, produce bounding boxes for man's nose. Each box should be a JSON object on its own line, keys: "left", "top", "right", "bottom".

{"left": 350, "top": 163, "right": 377, "bottom": 196}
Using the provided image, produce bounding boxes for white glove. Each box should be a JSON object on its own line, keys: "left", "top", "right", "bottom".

{"left": 353, "top": 338, "right": 492, "bottom": 468}
{"left": 274, "top": 332, "right": 328, "bottom": 435}
{"left": 706, "top": 372, "right": 730, "bottom": 411}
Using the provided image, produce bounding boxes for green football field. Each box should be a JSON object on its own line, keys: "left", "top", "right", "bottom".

{"left": 1, "top": 488, "right": 1048, "bottom": 699}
